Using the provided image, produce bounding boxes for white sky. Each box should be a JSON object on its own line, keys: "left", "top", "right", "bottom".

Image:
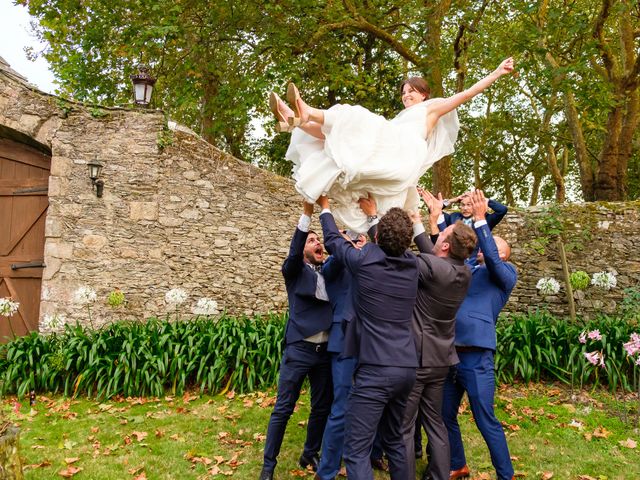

{"left": 0, "top": 1, "right": 56, "bottom": 93}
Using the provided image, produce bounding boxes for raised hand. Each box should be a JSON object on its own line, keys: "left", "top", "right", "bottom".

{"left": 417, "top": 187, "right": 442, "bottom": 218}
{"left": 303, "top": 201, "right": 314, "bottom": 216}
{"left": 470, "top": 189, "right": 488, "bottom": 222}
{"left": 494, "top": 57, "right": 514, "bottom": 77}
{"left": 316, "top": 195, "right": 329, "bottom": 210}
{"left": 358, "top": 193, "right": 377, "bottom": 216}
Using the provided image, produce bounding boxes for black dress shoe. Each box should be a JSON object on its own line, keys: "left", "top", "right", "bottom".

{"left": 370, "top": 457, "right": 389, "bottom": 472}
{"left": 299, "top": 453, "right": 320, "bottom": 471}
{"left": 258, "top": 467, "right": 274, "bottom": 480}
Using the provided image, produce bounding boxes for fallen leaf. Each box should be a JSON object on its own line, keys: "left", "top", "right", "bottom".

{"left": 58, "top": 466, "right": 83, "bottom": 478}
{"left": 64, "top": 458, "right": 80, "bottom": 465}
{"left": 23, "top": 460, "right": 52, "bottom": 470}
{"left": 619, "top": 438, "right": 637, "bottom": 449}
{"left": 541, "top": 471, "right": 553, "bottom": 479}
{"left": 131, "top": 431, "right": 148, "bottom": 442}
{"left": 226, "top": 391, "right": 235, "bottom": 400}
{"left": 593, "top": 427, "right": 611, "bottom": 439}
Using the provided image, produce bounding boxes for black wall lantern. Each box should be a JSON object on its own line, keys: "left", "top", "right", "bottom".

{"left": 130, "top": 65, "right": 156, "bottom": 106}
{"left": 87, "top": 159, "right": 105, "bottom": 198}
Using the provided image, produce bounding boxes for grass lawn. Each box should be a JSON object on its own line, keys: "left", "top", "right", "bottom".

{"left": 3, "top": 383, "right": 639, "bottom": 479}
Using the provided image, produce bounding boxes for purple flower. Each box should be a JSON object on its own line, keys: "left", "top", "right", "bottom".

{"left": 587, "top": 330, "right": 602, "bottom": 341}
{"left": 579, "top": 331, "right": 587, "bottom": 344}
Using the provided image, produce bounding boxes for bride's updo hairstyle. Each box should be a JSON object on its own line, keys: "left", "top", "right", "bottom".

{"left": 399, "top": 77, "right": 431, "bottom": 100}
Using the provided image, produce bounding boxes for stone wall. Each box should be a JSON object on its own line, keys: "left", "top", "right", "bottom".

{"left": 0, "top": 68, "right": 303, "bottom": 326}
{"left": 494, "top": 202, "right": 640, "bottom": 318}
{"left": 2, "top": 65, "right": 639, "bottom": 329}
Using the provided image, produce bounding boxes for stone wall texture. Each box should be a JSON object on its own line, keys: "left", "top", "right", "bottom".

{"left": 1, "top": 67, "right": 639, "bottom": 329}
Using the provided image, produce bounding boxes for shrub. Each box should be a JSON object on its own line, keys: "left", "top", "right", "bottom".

{"left": 495, "top": 311, "right": 639, "bottom": 391}
{"left": 569, "top": 271, "right": 590, "bottom": 291}
{"left": 0, "top": 313, "right": 285, "bottom": 399}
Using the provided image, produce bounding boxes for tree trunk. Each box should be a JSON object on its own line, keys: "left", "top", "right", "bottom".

{"left": 0, "top": 425, "right": 24, "bottom": 480}
{"left": 595, "top": 102, "right": 624, "bottom": 200}
{"left": 562, "top": 90, "right": 595, "bottom": 201}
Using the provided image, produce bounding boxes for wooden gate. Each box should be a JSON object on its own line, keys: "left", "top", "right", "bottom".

{"left": 0, "top": 138, "right": 50, "bottom": 339}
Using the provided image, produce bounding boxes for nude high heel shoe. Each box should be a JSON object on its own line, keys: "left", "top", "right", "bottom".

{"left": 286, "top": 82, "right": 305, "bottom": 126}
{"left": 269, "top": 92, "right": 294, "bottom": 133}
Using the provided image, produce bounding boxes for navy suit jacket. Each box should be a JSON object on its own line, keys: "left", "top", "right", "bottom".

{"left": 454, "top": 223, "right": 517, "bottom": 351}
{"left": 282, "top": 227, "right": 333, "bottom": 344}
{"left": 440, "top": 199, "right": 508, "bottom": 231}
{"left": 323, "top": 259, "right": 356, "bottom": 354}
{"left": 320, "top": 211, "right": 419, "bottom": 367}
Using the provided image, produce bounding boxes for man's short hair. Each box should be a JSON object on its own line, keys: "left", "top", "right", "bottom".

{"left": 449, "top": 221, "right": 478, "bottom": 260}
{"left": 377, "top": 207, "right": 413, "bottom": 257}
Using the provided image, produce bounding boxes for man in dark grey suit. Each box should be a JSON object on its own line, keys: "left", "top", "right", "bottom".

{"left": 402, "top": 189, "right": 477, "bottom": 480}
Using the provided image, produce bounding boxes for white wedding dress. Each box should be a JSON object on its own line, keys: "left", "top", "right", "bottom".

{"left": 285, "top": 98, "right": 459, "bottom": 232}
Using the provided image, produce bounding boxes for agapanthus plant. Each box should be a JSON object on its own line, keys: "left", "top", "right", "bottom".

{"left": 591, "top": 271, "right": 617, "bottom": 290}
{"left": 536, "top": 277, "right": 561, "bottom": 295}
{"left": 193, "top": 298, "right": 219, "bottom": 316}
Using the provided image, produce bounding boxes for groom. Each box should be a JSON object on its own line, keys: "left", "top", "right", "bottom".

{"left": 317, "top": 195, "right": 418, "bottom": 479}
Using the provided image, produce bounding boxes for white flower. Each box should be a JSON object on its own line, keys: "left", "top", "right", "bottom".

{"left": 41, "top": 313, "right": 66, "bottom": 330}
{"left": 591, "top": 271, "right": 617, "bottom": 290}
{"left": 0, "top": 298, "right": 20, "bottom": 317}
{"left": 192, "top": 297, "right": 219, "bottom": 316}
{"left": 578, "top": 331, "right": 587, "bottom": 344}
{"left": 73, "top": 286, "right": 97, "bottom": 305}
{"left": 536, "top": 277, "right": 560, "bottom": 295}
{"left": 165, "top": 288, "right": 187, "bottom": 306}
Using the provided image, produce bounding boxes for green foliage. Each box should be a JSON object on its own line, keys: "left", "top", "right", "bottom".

{"left": 157, "top": 126, "right": 174, "bottom": 151}
{"left": 106, "top": 289, "right": 126, "bottom": 308}
{"left": 570, "top": 271, "right": 591, "bottom": 291}
{"left": 495, "top": 311, "right": 640, "bottom": 392}
{"left": 0, "top": 313, "right": 285, "bottom": 399}
{"left": 89, "top": 106, "right": 109, "bottom": 118}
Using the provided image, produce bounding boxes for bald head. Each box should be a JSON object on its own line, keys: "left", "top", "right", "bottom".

{"left": 494, "top": 236, "right": 511, "bottom": 261}
{"left": 477, "top": 235, "right": 511, "bottom": 264}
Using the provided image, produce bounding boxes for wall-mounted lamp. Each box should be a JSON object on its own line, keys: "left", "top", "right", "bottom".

{"left": 87, "top": 159, "right": 105, "bottom": 198}
{"left": 130, "top": 65, "right": 156, "bottom": 106}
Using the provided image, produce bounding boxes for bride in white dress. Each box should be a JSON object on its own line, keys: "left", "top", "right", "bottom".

{"left": 270, "top": 58, "right": 514, "bottom": 231}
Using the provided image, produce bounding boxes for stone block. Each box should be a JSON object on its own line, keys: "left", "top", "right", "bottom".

{"left": 82, "top": 234, "right": 108, "bottom": 249}
{"left": 129, "top": 202, "right": 159, "bottom": 220}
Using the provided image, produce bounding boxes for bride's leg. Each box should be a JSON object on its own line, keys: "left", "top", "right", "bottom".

{"left": 298, "top": 120, "right": 325, "bottom": 140}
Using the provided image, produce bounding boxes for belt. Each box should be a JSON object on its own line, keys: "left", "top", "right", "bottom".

{"left": 455, "top": 346, "right": 486, "bottom": 353}
{"left": 300, "top": 340, "right": 328, "bottom": 353}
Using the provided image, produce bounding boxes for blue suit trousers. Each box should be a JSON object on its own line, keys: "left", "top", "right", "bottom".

{"left": 441, "top": 350, "right": 514, "bottom": 480}
{"left": 316, "top": 354, "right": 358, "bottom": 479}
{"left": 263, "top": 341, "right": 332, "bottom": 472}
{"left": 343, "top": 364, "right": 415, "bottom": 480}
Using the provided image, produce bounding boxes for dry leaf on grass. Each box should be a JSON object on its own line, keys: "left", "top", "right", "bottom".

{"left": 619, "top": 438, "right": 637, "bottom": 449}
{"left": 64, "top": 457, "right": 80, "bottom": 465}
{"left": 540, "top": 471, "right": 553, "bottom": 479}
{"left": 58, "top": 466, "right": 83, "bottom": 478}
{"left": 131, "top": 431, "right": 148, "bottom": 441}
{"left": 593, "top": 427, "right": 611, "bottom": 439}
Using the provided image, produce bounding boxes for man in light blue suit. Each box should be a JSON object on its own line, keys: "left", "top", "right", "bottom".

{"left": 441, "top": 190, "right": 517, "bottom": 480}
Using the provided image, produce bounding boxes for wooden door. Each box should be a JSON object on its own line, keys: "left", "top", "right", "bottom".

{"left": 0, "top": 138, "right": 50, "bottom": 340}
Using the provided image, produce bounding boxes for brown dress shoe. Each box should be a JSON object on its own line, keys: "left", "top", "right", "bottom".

{"left": 449, "top": 464, "right": 470, "bottom": 479}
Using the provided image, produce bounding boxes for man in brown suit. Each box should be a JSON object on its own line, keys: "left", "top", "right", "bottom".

{"left": 402, "top": 189, "right": 477, "bottom": 480}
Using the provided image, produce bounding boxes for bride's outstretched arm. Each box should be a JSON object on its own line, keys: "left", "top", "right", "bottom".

{"left": 425, "top": 57, "right": 514, "bottom": 133}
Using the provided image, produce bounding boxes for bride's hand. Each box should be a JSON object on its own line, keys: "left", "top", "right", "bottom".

{"left": 494, "top": 57, "right": 514, "bottom": 77}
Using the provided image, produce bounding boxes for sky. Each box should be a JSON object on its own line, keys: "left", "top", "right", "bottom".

{"left": 0, "top": 1, "right": 56, "bottom": 93}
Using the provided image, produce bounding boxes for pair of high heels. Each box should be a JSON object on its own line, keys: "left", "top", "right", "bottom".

{"left": 269, "top": 83, "right": 304, "bottom": 133}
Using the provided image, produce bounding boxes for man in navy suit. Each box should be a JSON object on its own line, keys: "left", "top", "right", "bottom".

{"left": 317, "top": 195, "right": 418, "bottom": 480}
{"left": 315, "top": 230, "right": 363, "bottom": 480}
{"left": 259, "top": 202, "right": 334, "bottom": 480}
{"left": 441, "top": 190, "right": 517, "bottom": 480}
{"left": 439, "top": 192, "right": 507, "bottom": 230}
